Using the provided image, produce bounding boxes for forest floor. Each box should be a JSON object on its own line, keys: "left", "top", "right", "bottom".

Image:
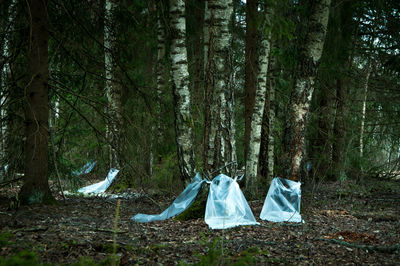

{"left": 0, "top": 177, "right": 400, "bottom": 265}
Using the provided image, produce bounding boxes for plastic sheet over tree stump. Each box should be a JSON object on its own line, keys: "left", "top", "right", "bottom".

{"left": 260, "top": 177, "right": 303, "bottom": 223}
{"left": 132, "top": 173, "right": 205, "bottom": 222}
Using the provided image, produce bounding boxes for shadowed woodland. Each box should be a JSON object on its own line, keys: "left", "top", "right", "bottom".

{"left": 0, "top": 0, "right": 399, "bottom": 265}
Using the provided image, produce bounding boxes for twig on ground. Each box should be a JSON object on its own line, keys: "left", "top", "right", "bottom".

{"left": 12, "top": 226, "right": 49, "bottom": 233}
{"left": 317, "top": 238, "right": 400, "bottom": 253}
{"left": 93, "top": 228, "right": 127, "bottom": 234}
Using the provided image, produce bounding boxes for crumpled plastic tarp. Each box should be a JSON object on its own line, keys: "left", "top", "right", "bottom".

{"left": 132, "top": 173, "right": 205, "bottom": 222}
{"left": 73, "top": 160, "right": 97, "bottom": 176}
{"left": 77, "top": 168, "right": 119, "bottom": 194}
{"left": 260, "top": 177, "right": 303, "bottom": 223}
{"left": 205, "top": 174, "right": 259, "bottom": 229}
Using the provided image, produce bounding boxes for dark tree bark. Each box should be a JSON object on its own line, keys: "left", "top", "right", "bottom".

{"left": 19, "top": 0, "right": 55, "bottom": 205}
{"left": 311, "top": 83, "right": 335, "bottom": 180}
{"left": 332, "top": 78, "right": 347, "bottom": 180}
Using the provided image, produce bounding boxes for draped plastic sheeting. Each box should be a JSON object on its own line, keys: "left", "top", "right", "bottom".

{"left": 205, "top": 174, "right": 259, "bottom": 229}
{"left": 78, "top": 168, "right": 119, "bottom": 194}
{"left": 73, "top": 160, "right": 97, "bottom": 176}
{"left": 260, "top": 177, "right": 303, "bottom": 223}
{"left": 132, "top": 173, "right": 205, "bottom": 222}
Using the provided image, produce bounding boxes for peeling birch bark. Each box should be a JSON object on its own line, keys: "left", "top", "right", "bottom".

{"left": 205, "top": 0, "right": 236, "bottom": 175}
{"left": 284, "top": 0, "right": 331, "bottom": 181}
{"left": 170, "top": 0, "right": 196, "bottom": 184}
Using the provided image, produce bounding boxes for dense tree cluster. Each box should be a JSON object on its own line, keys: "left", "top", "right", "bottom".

{"left": 0, "top": 0, "right": 399, "bottom": 204}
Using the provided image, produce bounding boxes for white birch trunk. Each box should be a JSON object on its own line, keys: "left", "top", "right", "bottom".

{"left": 170, "top": 0, "right": 196, "bottom": 184}
{"left": 359, "top": 63, "right": 371, "bottom": 158}
{"left": 285, "top": 0, "right": 331, "bottom": 181}
{"left": 245, "top": 6, "right": 273, "bottom": 197}
{"left": 104, "top": 0, "right": 123, "bottom": 169}
{"left": 206, "top": 0, "right": 236, "bottom": 175}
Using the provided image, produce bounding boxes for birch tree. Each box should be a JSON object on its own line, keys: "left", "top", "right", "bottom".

{"left": 259, "top": 41, "right": 278, "bottom": 186}
{"left": 359, "top": 63, "right": 371, "bottom": 159}
{"left": 170, "top": 0, "right": 196, "bottom": 184}
{"left": 284, "top": 0, "right": 331, "bottom": 181}
{"left": 104, "top": 0, "right": 123, "bottom": 169}
{"left": 155, "top": 0, "right": 166, "bottom": 167}
{"left": 245, "top": 5, "right": 274, "bottom": 197}
{"left": 19, "top": 0, "right": 55, "bottom": 205}
{"left": 244, "top": 0, "right": 258, "bottom": 161}
{"left": 204, "top": 0, "right": 236, "bottom": 175}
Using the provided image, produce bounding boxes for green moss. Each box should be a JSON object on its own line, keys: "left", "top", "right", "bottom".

{"left": 174, "top": 194, "right": 207, "bottom": 221}
{"left": 42, "top": 193, "right": 58, "bottom": 205}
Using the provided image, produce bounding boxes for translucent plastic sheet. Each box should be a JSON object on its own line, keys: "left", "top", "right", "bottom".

{"left": 77, "top": 168, "right": 119, "bottom": 194}
{"left": 205, "top": 174, "right": 259, "bottom": 229}
{"left": 260, "top": 177, "right": 303, "bottom": 223}
{"left": 132, "top": 173, "right": 205, "bottom": 222}
{"left": 73, "top": 160, "right": 97, "bottom": 176}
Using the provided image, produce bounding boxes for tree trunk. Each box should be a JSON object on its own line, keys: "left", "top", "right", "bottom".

{"left": 104, "top": 0, "right": 123, "bottom": 169}
{"left": 0, "top": 0, "right": 18, "bottom": 180}
{"left": 312, "top": 83, "right": 335, "bottom": 180}
{"left": 332, "top": 78, "right": 347, "bottom": 180}
{"left": 283, "top": 0, "right": 331, "bottom": 181}
{"left": 245, "top": 5, "right": 274, "bottom": 198}
{"left": 170, "top": 0, "right": 196, "bottom": 185}
{"left": 359, "top": 63, "right": 371, "bottom": 159}
{"left": 259, "top": 47, "right": 278, "bottom": 186}
{"left": 244, "top": 0, "right": 258, "bottom": 161}
{"left": 205, "top": 0, "right": 236, "bottom": 176}
{"left": 202, "top": 0, "right": 212, "bottom": 171}
{"left": 309, "top": 0, "right": 357, "bottom": 181}
{"left": 155, "top": 0, "right": 166, "bottom": 166}
{"left": 192, "top": 0, "right": 205, "bottom": 120}
{"left": 19, "top": 0, "right": 55, "bottom": 205}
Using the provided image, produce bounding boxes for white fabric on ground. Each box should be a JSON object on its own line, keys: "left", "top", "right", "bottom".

{"left": 77, "top": 168, "right": 119, "bottom": 194}
{"left": 260, "top": 177, "right": 303, "bottom": 223}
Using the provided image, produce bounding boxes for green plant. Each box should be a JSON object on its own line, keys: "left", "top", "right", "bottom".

{"left": 0, "top": 250, "right": 41, "bottom": 266}
{"left": 195, "top": 237, "right": 223, "bottom": 266}
{"left": 0, "top": 232, "right": 12, "bottom": 248}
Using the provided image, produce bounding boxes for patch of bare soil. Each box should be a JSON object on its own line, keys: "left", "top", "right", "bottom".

{"left": 1, "top": 178, "right": 399, "bottom": 265}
